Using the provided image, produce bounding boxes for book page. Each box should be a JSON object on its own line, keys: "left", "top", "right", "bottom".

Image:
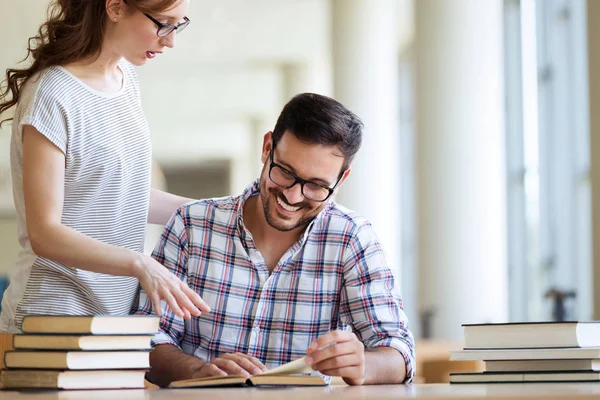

{"left": 259, "top": 356, "right": 313, "bottom": 376}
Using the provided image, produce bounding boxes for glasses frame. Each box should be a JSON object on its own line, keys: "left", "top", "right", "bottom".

{"left": 123, "top": 0, "right": 190, "bottom": 37}
{"left": 143, "top": 13, "right": 190, "bottom": 37}
{"left": 268, "top": 149, "right": 343, "bottom": 202}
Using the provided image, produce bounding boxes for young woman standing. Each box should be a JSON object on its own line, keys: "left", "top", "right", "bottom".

{"left": 0, "top": 0, "right": 209, "bottom": 332}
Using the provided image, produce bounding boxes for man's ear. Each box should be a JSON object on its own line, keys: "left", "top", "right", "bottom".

{"left": 261, "top": 132, "right": 273, "bottom": 164}
{"left": 335, "top": 168, "right": 352, "bottom": 192}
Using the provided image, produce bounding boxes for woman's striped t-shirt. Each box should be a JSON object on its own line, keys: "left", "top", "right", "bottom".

{"left": 0, "top": 60, "right": 152, "bottom": 331}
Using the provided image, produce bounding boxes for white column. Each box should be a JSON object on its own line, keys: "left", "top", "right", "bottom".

{"left": 415, "top": 0, "right": 508, "bottom": 340}
{"left": 331, "top": 0, "right": 403, "bottom": 281}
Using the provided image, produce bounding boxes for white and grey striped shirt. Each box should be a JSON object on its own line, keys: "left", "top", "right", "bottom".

{"left": 0, "top": 60, "right": 152, "bottom": 331}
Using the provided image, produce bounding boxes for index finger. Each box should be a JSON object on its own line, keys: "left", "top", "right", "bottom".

{"left": 241, "top": 354, "right": 268, "bottom": 372}
{"left": 308, "top": 330, "right": 352, "bottom": 352}
{"left": 172, "top": 287, "right": 202, "bottom": 318}
{"left": 181, "top": 283, "right": 211, "bottom": 313}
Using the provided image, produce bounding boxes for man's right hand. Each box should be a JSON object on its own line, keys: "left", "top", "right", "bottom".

{"left": 192, "top": 353, "right": 268, "bottom": 378}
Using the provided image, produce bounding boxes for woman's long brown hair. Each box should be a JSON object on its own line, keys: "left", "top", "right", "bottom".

{"left": 0, "top": 0, "right": 180, "bottom": 127}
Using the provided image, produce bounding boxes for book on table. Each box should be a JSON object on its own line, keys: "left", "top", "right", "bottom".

{"left": 4, "top": 350, "right": 150, "bottom": 370}
{"left": 450, "top": 321, "right": 600, "bottom": 384}
{"left": 450, "top": 371, "right": 600, "bottom": 383}
{"left": 0, "top": 333, "right": 13, "bottom": 370}
{"left": 12, "top": 334, "right": 153, "bottom": 350}
{"left": 462, "top": 321, "right": 600, "bottom": 349}
{"left": 169, "top": 356, "right": 327, "bottom": 388}
{"left": 450, "top": 347, "right": 600, "bottom": 361}
{"left": 20, "top": 315, "right": 160, "bottom": 335}
{"left": 0, "top": 369, "right": 147, "bottom": 390}
{"left": 0, "top": 315, "right": 158, "bottom": 391}
{"left": 484, "top": 359, "right": 600, "bottom": 372}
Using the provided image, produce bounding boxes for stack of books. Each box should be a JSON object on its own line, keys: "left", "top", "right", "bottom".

{"left": 449, "top": 321, "right": 600, "bottom": 383}
{"left": 1, "top": 315, "right": 159, "bottom": 390}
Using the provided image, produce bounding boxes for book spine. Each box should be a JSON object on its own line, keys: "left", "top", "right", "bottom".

{"left": 0, "top": 335, "right": 14, "bottom": 370}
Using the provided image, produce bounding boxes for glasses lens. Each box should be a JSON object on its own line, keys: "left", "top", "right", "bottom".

{"left": 302, "top": 182, "right": 330, "bottom": 202}
{"left": 158, "top": 26, "right": 175, "bottom": 37}
{"left": 269, "top": 165, "right": 295, "bottom": 187}
{"left": 177, "top": 20, "right": 190, "bottom": 33}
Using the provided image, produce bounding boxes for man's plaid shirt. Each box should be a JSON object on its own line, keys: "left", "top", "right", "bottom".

{"left": 136, "top": 180, "right": 416, "bottom": 382}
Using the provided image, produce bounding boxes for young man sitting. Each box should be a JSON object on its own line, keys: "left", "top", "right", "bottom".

{"left": 137, "top": 93, "right": 415, "bottom": 387}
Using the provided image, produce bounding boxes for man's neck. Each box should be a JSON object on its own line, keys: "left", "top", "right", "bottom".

{"left": 243, "top": 195, "right": 303, "bottom": 272}
{"left": 244, "top": 195, "right": 301, "bottom": 245}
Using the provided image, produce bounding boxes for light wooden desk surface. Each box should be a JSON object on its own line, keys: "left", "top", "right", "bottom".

{"left": 2, "top": 383, "right": 600, "bottom": 400}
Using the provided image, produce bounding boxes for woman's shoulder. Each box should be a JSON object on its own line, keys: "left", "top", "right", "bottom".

{"left": 21, "top": 66, "right": 76, "bottom": 106}
{"left": 13, "top": 67, "right": 71, "bottom": 123}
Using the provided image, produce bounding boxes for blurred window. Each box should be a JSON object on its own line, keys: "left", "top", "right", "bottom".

{"left": 505, "top": 0, "right": 591, "bottom": 321}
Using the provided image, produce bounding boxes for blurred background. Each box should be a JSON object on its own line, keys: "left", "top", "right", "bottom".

{"left": 1, "top": 0, "right": 599, "bottom": 351}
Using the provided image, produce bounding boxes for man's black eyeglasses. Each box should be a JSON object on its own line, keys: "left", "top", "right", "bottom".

{"left": 268, "top": 150, "right": 343, "bottom": 202}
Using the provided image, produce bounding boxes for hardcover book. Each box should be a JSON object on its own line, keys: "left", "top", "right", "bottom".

{"left": 169, "top": 356, "right": 327, "bottom": 388}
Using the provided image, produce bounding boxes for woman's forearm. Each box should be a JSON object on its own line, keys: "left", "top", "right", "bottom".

{"left": 28, "top": 221, "right": 145, "bottom": 277}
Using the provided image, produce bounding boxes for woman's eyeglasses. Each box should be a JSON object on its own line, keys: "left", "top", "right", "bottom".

{"left": 123, "top": 0, "right": 191, "bottom": 37}
{"left": 142, "top": 13, "right": 190, "bottom": 37}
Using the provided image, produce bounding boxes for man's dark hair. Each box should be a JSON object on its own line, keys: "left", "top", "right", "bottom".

{"left": 271, "top": 93, "right": 363, "bottom": 172}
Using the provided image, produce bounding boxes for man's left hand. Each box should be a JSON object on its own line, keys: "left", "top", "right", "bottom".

{"left": 305, "top": 330, "right": 366, "bottom": 385}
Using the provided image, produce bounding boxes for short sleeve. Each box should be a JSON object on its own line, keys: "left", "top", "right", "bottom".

{"left": 19, "top": 77, "right": 68, "bottom": 154}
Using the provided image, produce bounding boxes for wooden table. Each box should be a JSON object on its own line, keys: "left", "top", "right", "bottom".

{"left": 2, "top": 383, "right": 600, "bottom": 400}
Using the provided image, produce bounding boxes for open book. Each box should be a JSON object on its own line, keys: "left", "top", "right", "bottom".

{"left": 169, "top": 356, "right": 327, "bottom": 388}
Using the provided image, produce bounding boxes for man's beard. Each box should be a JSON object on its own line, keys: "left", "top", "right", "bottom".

{"left": 259, "top": 173, "right": 321, "bottom": 232}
